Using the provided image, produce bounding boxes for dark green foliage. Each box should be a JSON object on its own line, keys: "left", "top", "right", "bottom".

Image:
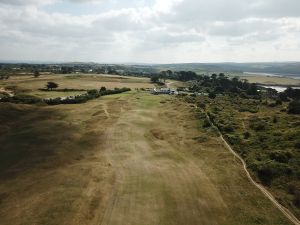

{"left": 39, "top": 88, "right": 87, "bottom": 92}
{"left": 285, "top": 87, "right": 300, "bottom": 100}
{"left": 288, "top": 101, "right": 300, "bottom": 114}
{"left": 246, "top": 83, "right": 258, "bottom": 96}
{"left": 223, "top": 134, "right": 241, "bottom": 145}
{"left": 294, "top": 190, "right": 300, "bottom": 207}
{"left": 223, "top": 125, "right": 235, "bottom": 133}
{"left": 269, "top": 150, "right": 292, "bottom": 163}
{"left": 279, "top": 92, "right": 289, "bottom": 102}
{"left": 202, "top": 119, "right": 211, "bottom": 128}
{"left": 208, "top": 92, "right": 216, "bottom": 99}
{"left": 150, "top": 76, "right": 159, "bottom": 83}
{"left": 46, "top": 82, "right": 59, "bottom": 90}
{"left": 249, "top": 116, "right": 266, "bottom": 131}
{"left": 0, "top": 94, "right": 42, "bottom": 104}
{"left": 295, "top": 142, "right": 300, "bottom": 149}
{"left": 44, "top": 88, "right": 131, "bottom": 105}
{"left": 100, "top": 86, "right": 106, "bottom": 92}
{"left": 243, "top": 132, "right": 251, "bottom": 139}
{"left": 252, "top": 161, "right": 292, "bottom": 185}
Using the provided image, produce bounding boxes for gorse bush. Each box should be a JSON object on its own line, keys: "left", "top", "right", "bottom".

{"left": 0, "top": 94, "right": 42, "bottom": 104}
{"left": 1, "top": 88, "right": 131, "bottom": 105}
{"left": 45, "top": 87, "right": 131, "bottom": 105}
{"left": 288, "top": 101, "right": 300, "bottom": 114}
{"left": 249, "top": 116, "right": 266, "bottom": 131}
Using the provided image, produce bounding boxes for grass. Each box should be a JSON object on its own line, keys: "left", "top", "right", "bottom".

{"left": 0, "top": 74, "right": 154, "bottom": 95}
{"left": 197, "top": 94, "right": 300, "bottom": 218}
{"left": 238, "top": 74, "right": 300, "bottom": 86}
{"left": 0, "top": 75, "right": 295, "bottom": 225}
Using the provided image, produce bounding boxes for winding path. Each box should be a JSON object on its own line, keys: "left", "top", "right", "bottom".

{"left": 204, "top": 109, "right": 300, "bottom": 225}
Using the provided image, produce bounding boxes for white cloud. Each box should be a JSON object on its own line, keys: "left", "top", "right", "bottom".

{"left": 0, "top": 0, "right": 300, "bottom": 62}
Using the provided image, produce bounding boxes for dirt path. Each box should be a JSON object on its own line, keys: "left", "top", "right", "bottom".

{"left": 97, "top": 93, "right": 293, "bottom": 225}
{"left": 203, "top": 110, "right": 300, "bottom": 225}
{"left": 220, "top": 135, "right": 300, "bottom": 225}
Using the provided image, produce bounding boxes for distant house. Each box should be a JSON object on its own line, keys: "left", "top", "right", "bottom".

{"left": 151, "top": 88, "right": 178, "bottom": 95}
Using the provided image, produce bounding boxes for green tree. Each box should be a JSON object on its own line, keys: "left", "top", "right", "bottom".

{"left": 288, "top": 101, "right": 300, "bottom": 114}
{"left": 151, "top": 76, "right": 159, "bottom": 83}
{"left": 46, "top": 82, "right": 59, "bottom": 91}
{"left": 208, "top": 92, "right": 217, "bottom": 99}
{"left": 100, "top": 86, "right": 107, "bottom": 92}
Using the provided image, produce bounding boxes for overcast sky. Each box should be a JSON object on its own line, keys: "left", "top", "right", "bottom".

{"left": 1, "top": 0, "right": 300, "bottom": 63}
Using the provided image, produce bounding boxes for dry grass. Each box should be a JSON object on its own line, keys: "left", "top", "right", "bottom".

{"left": 0, "top": 84, "right": 294, "bottom": 225}
{"left": 240, "top": 75, "right": 300, "bottom": 86}
{"left": 0, "top": 74, "right": 154, "bottom": 96}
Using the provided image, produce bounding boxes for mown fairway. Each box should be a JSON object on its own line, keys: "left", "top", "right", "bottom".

{"left": 0, "top": 88, "right": 294, "bottom": 224}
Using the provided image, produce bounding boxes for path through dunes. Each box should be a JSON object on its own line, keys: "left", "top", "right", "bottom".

{"left": 98, "top": 93, "right": 293, "bottom": 225}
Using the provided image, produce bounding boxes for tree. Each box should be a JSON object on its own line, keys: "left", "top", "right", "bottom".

{"left": 208, "top": 92, "right": 217, "bottom": 99}
{"left": 279, "top": 92, "right": 289, "bottom": 102}
{"left": 46, "top": 82, "right": 59, "bottom": 90}
{"left": 246, "top": 83, "right": 258, "bottom": 95}
{"left": 150, "top": 75, "right": 159, "bottom": 83}
{"left": 34, "top": 70, "right": 40, "bottom": 78}
{"left": 100, "top": 86, "right": 107, "bottom": 92}
{"left": 288, "top": 101, "right": 300, "bottom": 114}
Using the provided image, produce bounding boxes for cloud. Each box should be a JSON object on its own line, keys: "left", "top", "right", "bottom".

{"left": 0, "top": 0, "right": 300, "bottom": 63}
{"left": 0, "top": 0, "right": 56, "bottom": 6}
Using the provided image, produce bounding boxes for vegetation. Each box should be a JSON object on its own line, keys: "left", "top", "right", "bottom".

{"left": 46, "top": 81, "right": 59, "bottom": 90}
{"left": 192, "top": 94, "right": 300, "bottom": 218}
{"left": 0, "top": 71, "right": 297, "bottom": 224}
{"left": 288, "top": 101, "right": 300, "bottom": 114}
{"left": 44, "top": 87, "right": 131, "bottom": 105}
{"left": 0, "top": 85, "right": 131, "bottom": 105}
{"left": 34, "top": 70, "right": 40, "bottom": 78}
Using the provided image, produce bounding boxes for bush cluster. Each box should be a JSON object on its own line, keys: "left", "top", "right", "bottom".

{"left": 44, "top": 87, "right": 131, "bottom": 105}
{"left": 0, "top": 94, "right": 42, "bottom": 104}
{"left": 0, "top": 88, "right": 131, "bottom": 105}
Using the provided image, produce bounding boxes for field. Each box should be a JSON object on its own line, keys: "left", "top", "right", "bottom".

{"left": 239, "top": 75, "right": 300, "bottom": 86}
{"left": 0, "top": 75, "right": 296, "bottom": 225}
{"left": 0, "top": 74, "right": 155, "bottom": 98}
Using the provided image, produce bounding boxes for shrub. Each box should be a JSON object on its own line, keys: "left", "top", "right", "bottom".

{"left": 269, "top": 151, "right": 292, "bottom": 163}
{"left": 249, "top": 116, "right": 266, "bottom": 131}
{"left": 0, "top": 94, "right": 42, "bottom": 104}
{"left": 202, "top": 119, "right": 211, "bottom": 128}
{"left": 224, "top": 134, "right": 241, "bottom": 145}
{"left": 295, "top": 142, "right": 300, "bottom": 149}
{"left": 294, "top": 190, "right": 300, "bottom": 207}
{"left": 243, "top": 132, "right": 251, "bottom": 139}
{"left": 208, "top": 92, "right": 216, "bottom": 99}
{"left": 288, "top": 101, "right": 300, "bottom": 114}
{"left": 198, "top": 102, "right": 206, "bottom": 109}
{"left": 44, "top": 88, "right": 131, "bottom": 105}
{"left": 254, "top": 161, "right": 293, "bottom": 185}
{"left": 100, "top": 86, "right": 106, "bottom": 92}
{"left": 223, "top": 125, "right": 235, "bottom": 133}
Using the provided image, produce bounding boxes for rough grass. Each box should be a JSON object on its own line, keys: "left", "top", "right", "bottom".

{"left": 201, "top": 95, "right": 300, "bottom": 218}
{"left": 240, "top": 75, "right": 300, "bottom": 86}
{"left": 0, "top": 86, "right": 294, "bottom": 225}
{"left": 0, "top": 74, "right": 154, "bottom": 95}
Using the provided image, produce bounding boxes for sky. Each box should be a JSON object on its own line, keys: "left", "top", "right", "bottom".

{"left": 0, "top": 0, "right": 300, "bottom": 63}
